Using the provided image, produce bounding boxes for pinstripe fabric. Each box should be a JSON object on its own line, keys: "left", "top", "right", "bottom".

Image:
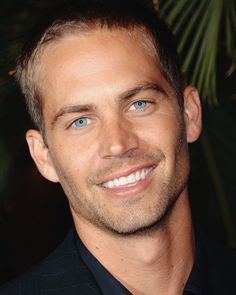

{"left": 0, "top": 229, "right": 102, "bottom": 295}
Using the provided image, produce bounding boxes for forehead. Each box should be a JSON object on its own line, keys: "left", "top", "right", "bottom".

{"left": 39, "top": 28, "right": 170, "bottom": 112}
{"left": 39, "top": 27, "right": 158, "bottom": 75}
{"left": 41, "top": 25, "right": 158, "bottom": 59}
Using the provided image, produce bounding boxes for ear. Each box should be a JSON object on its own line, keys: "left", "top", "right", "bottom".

{"left": 26, "top": 129, "right": 59, "bottom": 183}
{"left": 183, "top": 86, "right": 202, "bottom": 143}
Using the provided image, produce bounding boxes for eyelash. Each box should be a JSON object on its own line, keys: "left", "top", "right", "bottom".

{"left": 71, "top": 117, "right": 91, "bottom": 128}
{"left": 129, "top": 100, "right": 151, "bottom": 111}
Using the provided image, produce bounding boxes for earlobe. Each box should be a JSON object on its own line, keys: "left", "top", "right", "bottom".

{"left": 183, "top": 86, "right": 202, "bottom": 143}
{"left": 26, "top": 129, "right": 59, "bottom": 183}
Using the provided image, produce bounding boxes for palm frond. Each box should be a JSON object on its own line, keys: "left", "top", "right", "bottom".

{"left": 159, "top": 0, "right": 236, "bottom": 105}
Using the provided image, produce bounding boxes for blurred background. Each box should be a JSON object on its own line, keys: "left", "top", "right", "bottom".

{"left": 0, "top": 0, "right": 236, "bottom": 286}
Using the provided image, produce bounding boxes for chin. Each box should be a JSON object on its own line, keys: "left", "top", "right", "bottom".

{"left": 96, "top": 195, "right": 178, "bottom": 237}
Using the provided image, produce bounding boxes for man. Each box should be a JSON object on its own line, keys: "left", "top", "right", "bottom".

{"left": 1, "top": 0, "right": 236, "bottom": 294}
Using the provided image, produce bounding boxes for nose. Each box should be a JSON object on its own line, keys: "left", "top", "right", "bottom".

{"left": 99, "top": 118, "right": 139, "bottom": 158}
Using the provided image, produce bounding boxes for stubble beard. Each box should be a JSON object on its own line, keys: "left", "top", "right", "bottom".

{"left": 55, "top": 142, "right": 190, "bottom": 237}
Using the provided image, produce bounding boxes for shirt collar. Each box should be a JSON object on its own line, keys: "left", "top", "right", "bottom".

{"left": 75, "top": 234, "right": 132, "bottom": 295}
{"left": 183, "top": 239, "right": 202, "bottom": 295}
{"left": 75, "top": 232, "right": 202, "bottom": 295}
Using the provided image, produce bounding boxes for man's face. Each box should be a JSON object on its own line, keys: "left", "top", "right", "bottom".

{"left": 29, "top": 28, "right": 201, "bottom": 235}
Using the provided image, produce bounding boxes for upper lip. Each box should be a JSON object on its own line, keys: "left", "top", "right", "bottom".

{"left": 97, "top": 163, "right": 157, "bottom": 185}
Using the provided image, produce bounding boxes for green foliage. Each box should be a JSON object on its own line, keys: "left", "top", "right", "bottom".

{"left": 159, "top": 0, "right": 236, "bottom": 105}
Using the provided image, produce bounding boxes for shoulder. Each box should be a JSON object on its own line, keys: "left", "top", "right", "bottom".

{"left": 0, "top": 228, "right": 101, "bottom": 295}
{"left": 200, "top": 235, "right": 236, "bottom": 294}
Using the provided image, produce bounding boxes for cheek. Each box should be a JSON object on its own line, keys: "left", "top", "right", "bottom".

{"left": 48, "top": 133, "right": 104, "bottom": 188}
{"left": 136, "top": 111, "right": 184, "bottom": 151}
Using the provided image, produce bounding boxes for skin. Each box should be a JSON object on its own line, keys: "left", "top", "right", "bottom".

{"left": 26, "top": 28, "right": 202, "bottom": 294}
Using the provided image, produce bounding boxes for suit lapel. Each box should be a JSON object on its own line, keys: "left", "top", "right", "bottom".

{"left": 40, "top": 229, "right": 103, "bottom": 295}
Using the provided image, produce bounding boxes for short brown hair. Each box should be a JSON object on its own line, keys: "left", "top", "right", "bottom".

{"left": 16, "top": 0, "right": 185, "bottom": 132}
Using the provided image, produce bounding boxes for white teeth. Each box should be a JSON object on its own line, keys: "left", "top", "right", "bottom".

{"left": 135, "top": 170, "right": 141, "bottom": 181}
{"left": 102, "top": 167, "right": 153, "bottom": 189}
{"left": 107, "top": 180, "right": 114, "bottom": 189}
{"left": 141, "top": 170, "right": 145, "bottom": 179}
{"left": 127, "top": 173, "right": 136, "bottom": 183}
{"left": 119, "top": 177, "right": 127, "bottom": 185}
{"left": 114, "top": 179, "right": 120, "bottom": 187}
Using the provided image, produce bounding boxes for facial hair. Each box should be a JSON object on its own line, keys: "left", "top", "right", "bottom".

{"left": 53, "top": 133, "right": 190, "bottom": 237}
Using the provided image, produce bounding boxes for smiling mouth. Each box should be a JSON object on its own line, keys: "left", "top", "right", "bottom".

{"left": 100, "top": 166, "right": 156, "bottom": 189}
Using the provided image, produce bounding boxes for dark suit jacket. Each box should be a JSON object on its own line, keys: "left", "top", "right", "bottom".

{"left": 0, "top": 229, "right": 102, "bottom": 295}
{"left": 1, "top": 228, "right": 236, "bottom": 294}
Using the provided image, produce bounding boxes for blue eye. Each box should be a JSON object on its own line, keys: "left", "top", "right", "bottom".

{"left": 73, "top": 118, "right": 89, "bottom": 128}
{"left": 132, "top": 101, "right": 147, "bottom": 110}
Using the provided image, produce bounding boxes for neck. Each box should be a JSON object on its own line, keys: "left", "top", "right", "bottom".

{"left": 72, "top": 190, "right": 195, "bottom": 295}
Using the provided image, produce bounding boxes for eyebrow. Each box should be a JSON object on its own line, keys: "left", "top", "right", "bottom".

{"left": 51, "top": 81, "right": 167, "bottom": 127}
{"left": 51, "top": 104, "right": 97, "bottom": 127}
{"left": 118, "top": 81, "right": 167, "bottom": 101}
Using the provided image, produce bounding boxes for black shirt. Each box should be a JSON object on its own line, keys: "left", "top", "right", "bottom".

{"left": 75, "top": 235, "right": 202, "bottom": 295}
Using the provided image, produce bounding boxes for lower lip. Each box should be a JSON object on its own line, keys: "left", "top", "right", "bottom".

{"left": 98, "top": 167, "right": 156, "bottom": 198}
